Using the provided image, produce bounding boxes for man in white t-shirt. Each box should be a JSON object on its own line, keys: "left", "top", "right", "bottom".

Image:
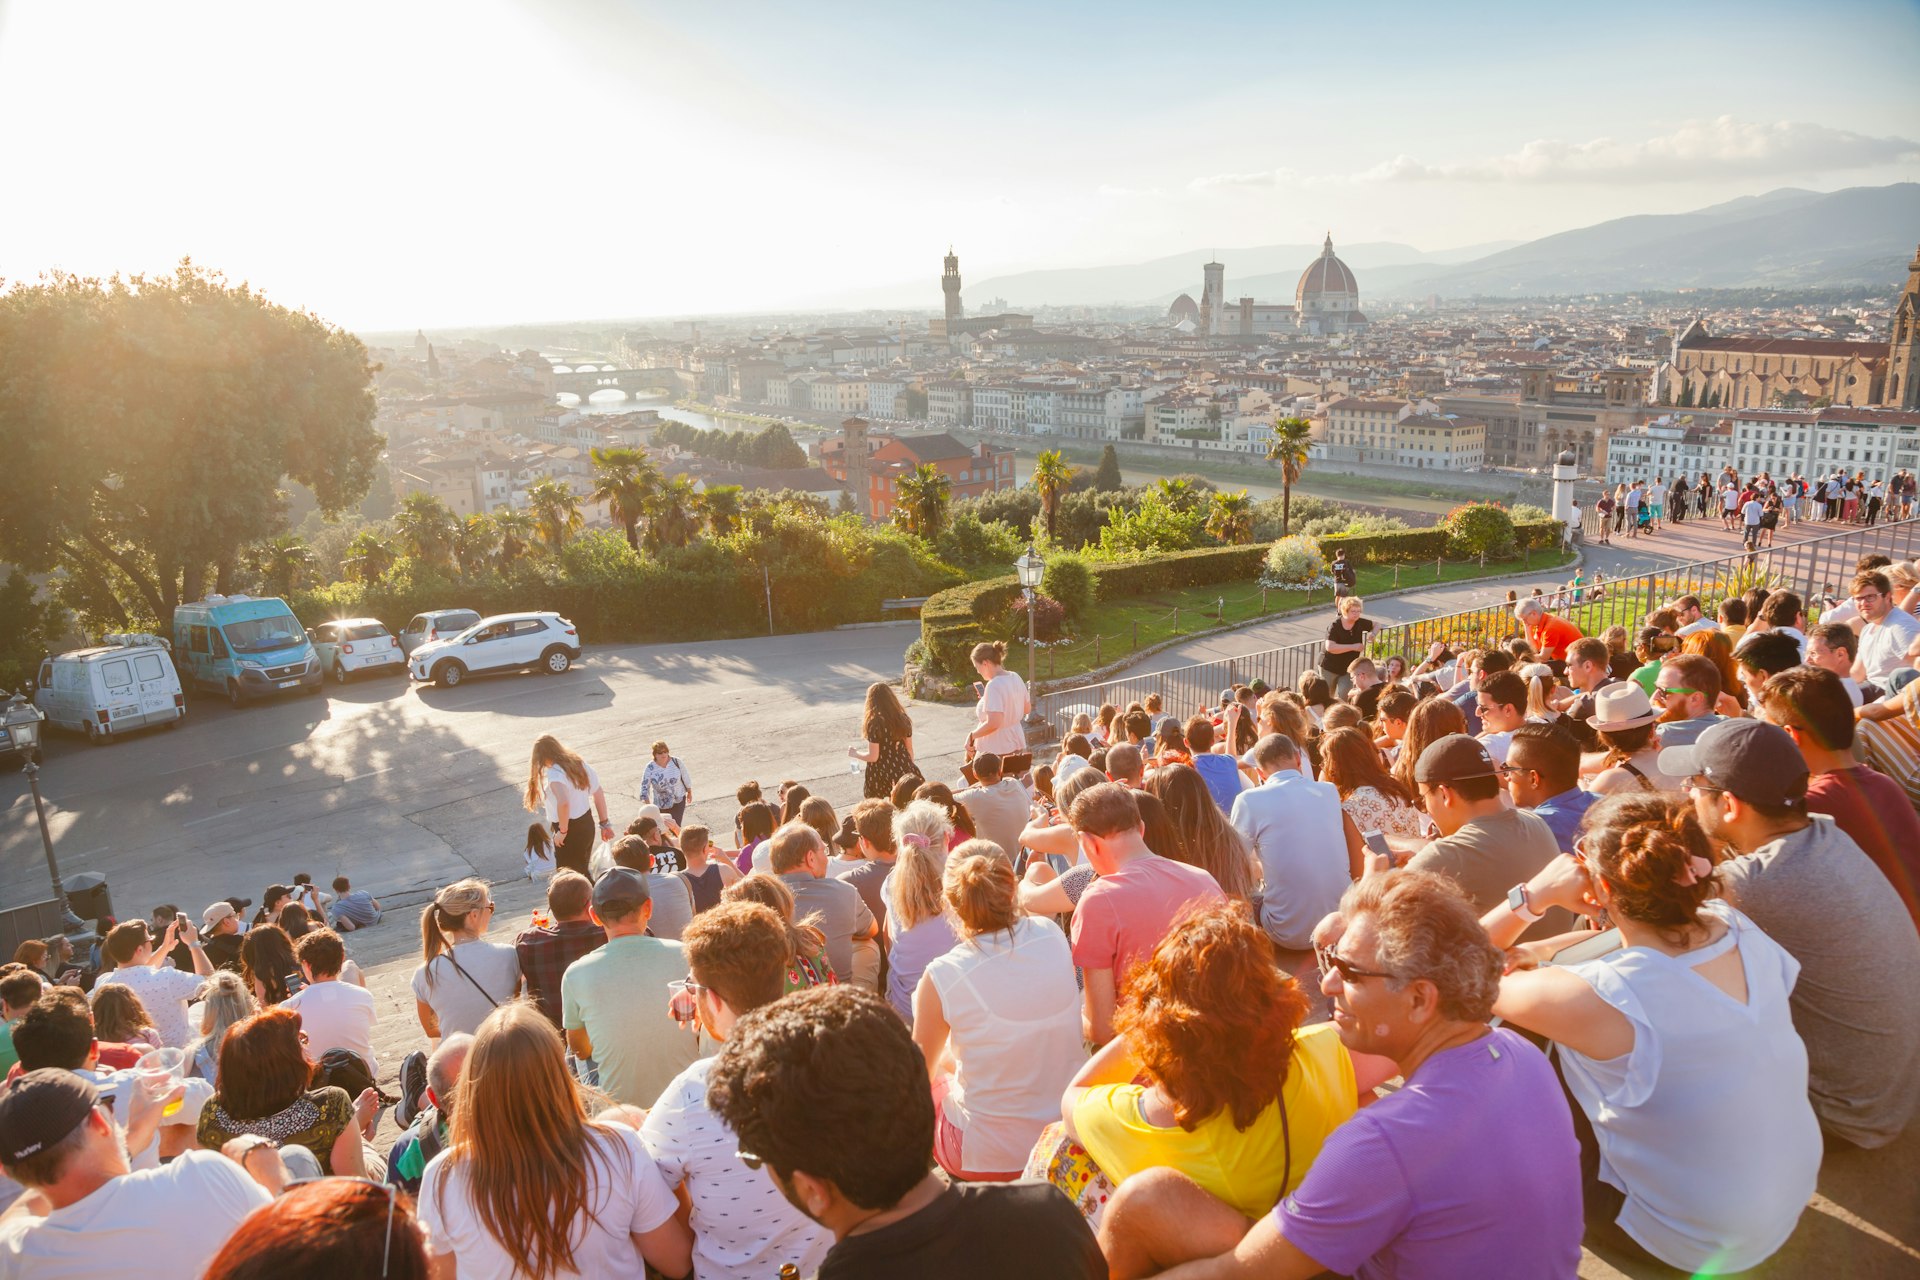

{"left": 281, "top": 928, "right": 379, "bottom": 1073}
{"left": 1741, "top": 495, "right": 1766, "bottom": 547}
{"left": 94, "top": 920, "right": 211, "bottom": 1049}
{"left": 1849, "top": 570, "right": 1920, "bottom": 685}
{"left": 966, "top": 642, "right": 1029, "bottom": 759}
{"left": 639, "top": 900, "right": 834, "bottom": 1280}
{"left": 0, "top": 1069, "right": 276, "bottom": 1279}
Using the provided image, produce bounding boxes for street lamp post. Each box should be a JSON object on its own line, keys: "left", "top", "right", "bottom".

{"left": 1014, "top": 545, "right": 1046, "bottom": 727}
{"left": 3, "top": 702, "right": 73, "bottom": 925}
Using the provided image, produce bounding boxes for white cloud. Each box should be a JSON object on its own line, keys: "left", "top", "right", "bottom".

{"left": 1348, "top": 117, "right": 1920, "bottom": 184}
{"left": 1188, "top": 167, "right": 1299, "bottom": 191}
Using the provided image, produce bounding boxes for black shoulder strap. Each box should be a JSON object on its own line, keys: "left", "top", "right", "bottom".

{"left": 444, "top": 949, "right": 502, "bottom": 1008}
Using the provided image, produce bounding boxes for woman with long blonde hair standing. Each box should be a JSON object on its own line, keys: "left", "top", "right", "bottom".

{"left": 419, "top": 1001, "right": 692, "bottom": 1279}
{"left": 525, "top": 735, "right": 611, "bottom": 876}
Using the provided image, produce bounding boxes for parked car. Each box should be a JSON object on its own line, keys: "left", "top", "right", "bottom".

{"left": 409, "top": 612, "right": 582, "bottom": 688}
{"left": 398, "top": 609, "right": 482, "bottom": 657}
{"left": 311, "top": 618, "right": 406, "bottom": 683}
{"left": 171, "top": 595, "right": 322, "bottom": 706}
{"left": 35, "top": 633, "right": 185, "bottom": 742}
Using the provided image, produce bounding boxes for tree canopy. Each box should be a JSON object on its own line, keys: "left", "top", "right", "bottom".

{"left": 0, "top": 262, "right": 381, "bottom": 626}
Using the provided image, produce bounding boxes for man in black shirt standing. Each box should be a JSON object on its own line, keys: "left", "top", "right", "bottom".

{"left": 707, "top": 985, "right": 1103, "bottom": 1280}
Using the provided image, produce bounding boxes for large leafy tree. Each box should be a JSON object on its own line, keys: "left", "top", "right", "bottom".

{"left": 1031, "top": 449, "right": 1075, "bottom": 543}
{"left": 248, "top": 533, "right": 318, "bottom": 597}
{"left": 493, "top": 509, "right": 537, "bottom": 567}
{"left": 0, "top": 262, "right": 381, "bottom": 626}
{"left": 343, "top": 528, "right": 396, "bottom": 584}
{"left": 526, "top": 477, "right": 583, "bottom": 551}
{"left": 590, "top": 446, "right": 660, "bottom": 550}
{"left": 1265, "top": 417, "right": 1314, "bottom": 535}
{"left": 892, "top": 463, "right": 953, "bottom": 541}
{"left": 1091, "top": 444, "right": 1123, "bottom": 492}
{"left": 453, "top": 513, "right": 500, "bottom": 577}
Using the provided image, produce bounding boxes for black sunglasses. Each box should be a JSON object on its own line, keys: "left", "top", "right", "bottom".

{"left": 1315, "top": 944, "right": 1396, "bottom": 984}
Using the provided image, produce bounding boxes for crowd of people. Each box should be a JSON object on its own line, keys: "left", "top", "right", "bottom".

{"left": 3, "top": 555, "right": 1919, "bottom": 1278}
{"left": 1592, "top": 466, "right": 1916, "bottom": 549}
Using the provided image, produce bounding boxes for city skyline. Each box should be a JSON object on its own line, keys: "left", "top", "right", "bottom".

{"left": 3, "top": 0, "right": 1917, "bottom": 330}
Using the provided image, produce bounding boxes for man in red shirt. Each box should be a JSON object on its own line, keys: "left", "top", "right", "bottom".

{"left": 1515, "top": 598, "right": 1583, "bottom": 665}
{"left": 1758, "top": 668, "right": 1920, "bottom": 930}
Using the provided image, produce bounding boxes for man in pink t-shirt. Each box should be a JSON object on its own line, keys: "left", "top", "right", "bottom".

{"left": 1066, "top": 782, "right": 1224, "bottom": 1046}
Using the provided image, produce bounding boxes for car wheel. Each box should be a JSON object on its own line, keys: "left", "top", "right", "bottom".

{"left": 332, "top": 660, "right": 349, "bottom": 684}
{"left": 227, "top": 681, "right": 243, "bottom": 709}
{"left": 542, "top": 647, "right": 571, "bottom": 674}
{"left": 435, "top": 661, "right": 466, "bottom": 688}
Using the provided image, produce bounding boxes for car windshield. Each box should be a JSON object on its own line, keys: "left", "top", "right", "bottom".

{"left": 344, "top": 623, "right": 389, "bottom": 641}
{"left": 440, "top": 612, "right": 480, "bottom": 630}
{"left": 222, "top": 614, "right": 307, "bottom": 654}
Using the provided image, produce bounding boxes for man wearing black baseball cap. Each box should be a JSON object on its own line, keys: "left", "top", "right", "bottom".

{"left": 1661, "top": 718, "right": 1920, "bottom": 1148}
{"left": 0, "top": 1069, "right": 273, "bottom": 1273}
{"left": 1404, "top": 734, "right": 1572, "bottom": 941}
{"left": 562, "top": 867, "right": 700, "bottom": 1109}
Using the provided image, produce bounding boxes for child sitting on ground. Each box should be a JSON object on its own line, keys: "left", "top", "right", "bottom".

{"left": 524, "top": 821, "right": 557, "bottom": 879}
{"left": 328, "top": 876, "right": 383, "bottom": 932}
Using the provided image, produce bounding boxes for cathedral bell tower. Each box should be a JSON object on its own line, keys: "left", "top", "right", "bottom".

{"left": 1890, "top": 243, "right": 1920, "bottom": 410}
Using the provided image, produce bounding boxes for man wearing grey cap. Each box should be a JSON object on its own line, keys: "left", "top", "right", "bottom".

{"left": 561, "top": 868, "right": 702, "bottom": 1108}
{"left": 0, "top": 1069, "right": 274, "bottom": 1274}
{"left": 1661, "top": 718, "right": 1920, "bottom": 1148}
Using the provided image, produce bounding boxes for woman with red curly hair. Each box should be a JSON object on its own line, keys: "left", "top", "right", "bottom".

{"left": 203, "top": 1177, "right": 432, "bottom": 1280}
{"left": 1055, "top": 901, "right": 1380, "bottom": 1222}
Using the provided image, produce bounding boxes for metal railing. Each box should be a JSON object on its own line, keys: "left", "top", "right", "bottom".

{"left": 1030, "top": 516, "right": 1920, "bottom": 742}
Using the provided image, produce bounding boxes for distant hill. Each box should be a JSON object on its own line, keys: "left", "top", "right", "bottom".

{"left": 942, "top": 184, "right": 1918, "bottom": 310}
{"left": 1373, "top": 184, "right": 1920, "bottom": 298}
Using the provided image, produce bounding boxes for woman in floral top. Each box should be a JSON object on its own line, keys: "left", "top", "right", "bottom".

{"left": 640, "top": 740, "right": 693, "bottom": 825}
{"left": 1318, "top": 727, "right": 1426, "bottom": 840}
{"left": 197, "top": 1008, "right": 372, "bottom": 1176}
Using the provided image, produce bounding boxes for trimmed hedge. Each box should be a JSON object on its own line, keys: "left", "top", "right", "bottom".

{"left": 920, "top": 545, "right": 1267, "bottom": 680}
{"left": 1318, "top": 518, "right": 1561, "bottom": 564}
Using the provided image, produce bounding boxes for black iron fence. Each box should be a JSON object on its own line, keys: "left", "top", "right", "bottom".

{"left": 1029, "top": 517, "right": 1920, "bottom": 743}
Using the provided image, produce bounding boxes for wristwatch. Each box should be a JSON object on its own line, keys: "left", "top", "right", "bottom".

{"left": 231, "top": 1135, "right": 280, "bottom": 1167}
{"left": 1506, "top": 883, "right": 1542, "bottom": 924}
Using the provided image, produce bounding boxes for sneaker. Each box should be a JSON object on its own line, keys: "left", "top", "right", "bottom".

{"left": 395, "top": 1050, "right": 429, "bottom": 1127}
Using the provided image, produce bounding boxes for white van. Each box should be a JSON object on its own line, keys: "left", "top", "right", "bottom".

{"left": 35, "top": 634, "right": 186, "bottom": 742}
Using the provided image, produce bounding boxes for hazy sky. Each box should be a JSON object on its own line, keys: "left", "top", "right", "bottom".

{"left": 3, "top": 0, "right": 1917, "bottom": 330}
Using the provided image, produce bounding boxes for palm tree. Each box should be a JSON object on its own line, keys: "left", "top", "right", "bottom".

{"left": 343, "top": 528, "right": 396, "bottom": 584}
{"left": 1205, "top": 490, "right": 1254, "bottom": 545}
{"left": 1265, "top": 416, "right": 1314, "bottom": 535}
{"left": 589, "top": 446, "right": 660, "bottom": 551}
{"left": 700, "top": 484, "right": 744, "bottom": 537}
{"left": 453, "top": 513, "right": 500, "bottom": 576}
{"left": 526, "top": 477, "right": 584, "bottom": 552}
{"left": 1031, "top": 449, "right": 1075, "bottom": 542}
{"left": 647, "top": 475, "right": 703, "bottom": 550}
{"left": 392, "top": 492, "right": 459, "bottom": 570}
{"left": 892, "top": 463, "right": 953, "bottom": 541}
{"left": 250, "top": 534, "right": 317, "bottom": 597}
{"left": 493, "top": 509, "right": 537, "bottom": 567}
{"left": 1155, "top": 476, "right": 1197, "bottom": 511}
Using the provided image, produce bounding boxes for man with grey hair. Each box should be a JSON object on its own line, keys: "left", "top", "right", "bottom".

{"left": 770, "top": 820, "right": 875, "bottom": 981}
{"left": 1228, "top": 734, "right": 1362, "bottom": 950}
{"left": 1096, "top": 871, "right": 1582, "bottom": 1279}
{"left": 1515, "top": 596, "right": 1583, "bottom": 666}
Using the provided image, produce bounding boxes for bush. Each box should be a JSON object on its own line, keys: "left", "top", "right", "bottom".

{"left": 1444, "top": 503, "right": 1517, "bottom": 559}
{"left": 1007, "top": 593, "right": 1067, "bottom": 642}
{"left": 1509, "top": 503, "right": 1551, "bottom": 522}
{"left": 920, "top": 576, "right": 1025, "bottom": 678}
{"left": 1088, "top": 545, "right": 1267, "bottom": 597}
{"left": 935, "top": 511, "right": 1025, "bottom": 570}
{"left": 1042, "top": 554, "right": 1095, "bottom": 620}
{"left": 1259, "top": 536, "right": 1332, "bottom": 589}
{"left": 1317, "top": 526, "right": 1450, "bottom": 565}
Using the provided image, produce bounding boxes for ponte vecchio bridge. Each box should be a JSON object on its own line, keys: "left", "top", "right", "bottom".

{"left": 550, "top": 363, "right": 688, "bottom": 403}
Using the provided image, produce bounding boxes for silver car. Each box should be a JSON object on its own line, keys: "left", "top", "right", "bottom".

{"left": 397, "top": 609, "right": 482, "bottom": 658}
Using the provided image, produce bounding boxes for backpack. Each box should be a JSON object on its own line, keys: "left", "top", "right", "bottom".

{"left": 314, "top": 1046, "right": 394, "bottom": 1106}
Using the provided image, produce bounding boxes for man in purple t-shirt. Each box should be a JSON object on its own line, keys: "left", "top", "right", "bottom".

{"left": 1067, "top": 782, "right": 1223, "bottom": 1047}
{"left": 1098, "top": 870, "right": 1583, "bottom": 1280}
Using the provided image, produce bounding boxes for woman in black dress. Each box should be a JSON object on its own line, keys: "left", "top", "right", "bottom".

{"left": 849, "top": 681, "right": 916, "bottom": 800}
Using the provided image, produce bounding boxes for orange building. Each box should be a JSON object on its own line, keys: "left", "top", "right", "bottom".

{"left": 818, "top": 419, "right": 1016, "bottom": 522}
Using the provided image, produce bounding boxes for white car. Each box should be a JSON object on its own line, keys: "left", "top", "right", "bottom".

{"left": 409, "top": 612, "right": 583, "bottom": 688}
{"left": 311, "top": 618, "right": 406, "bottom": 683}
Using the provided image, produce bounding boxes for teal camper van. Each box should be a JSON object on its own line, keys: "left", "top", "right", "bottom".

{"left": 171, "top": 595, "right": 323, "bottom": 706}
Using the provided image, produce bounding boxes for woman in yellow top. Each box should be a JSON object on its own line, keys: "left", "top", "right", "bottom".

{"left": 1059, "top": 900, "right": 1390, "bottom": 1219}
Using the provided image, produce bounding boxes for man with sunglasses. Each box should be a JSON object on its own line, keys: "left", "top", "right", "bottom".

{"left": 1499, "top": 721, "right": 1596, "bottom": 854}
{"left": 1661, "top": 718, "right": 1920, "bottom": 1149}
{"left": 0, "top": 1069, "right": 276, "bottom": 1276}
{"left": 1650, "top": 653, "right": 1726, "bottom": 749}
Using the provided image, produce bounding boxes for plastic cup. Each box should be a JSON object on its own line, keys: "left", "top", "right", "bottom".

{"left": 135, "top": 1046, "right": 187, "bottom": 1118}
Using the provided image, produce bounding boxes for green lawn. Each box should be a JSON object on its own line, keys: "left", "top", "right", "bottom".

{"left": 1013, "top": 550, "right": 1578, "bottom": 684}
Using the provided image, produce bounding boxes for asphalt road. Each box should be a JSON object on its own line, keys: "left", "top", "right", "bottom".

{"left": 1, "top": 623, "right": 974, "bottom": 922}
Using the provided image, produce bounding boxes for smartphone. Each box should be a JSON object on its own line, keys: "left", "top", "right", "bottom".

{"left": 1362, "top": 831, "right": 1392, "bottom": 859}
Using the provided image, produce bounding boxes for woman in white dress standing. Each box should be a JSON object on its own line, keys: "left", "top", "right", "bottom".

{"left": 525, "top": 735, "right": 612, "bottom": 876}
{"left": 965, "top": 641, "right": 1029, "bottom": 768}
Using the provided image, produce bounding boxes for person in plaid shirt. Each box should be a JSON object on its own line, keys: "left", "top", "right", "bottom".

{"left": 514, "top": 870, "right": 606, "bottom": 1026}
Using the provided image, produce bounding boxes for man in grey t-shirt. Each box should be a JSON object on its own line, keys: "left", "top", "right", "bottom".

{"left": 769, "top": 821, "right": 876, "bottom": 980}
{"left": 956, "top": 753, "right": 1033, "bottom": 865}
{"left": 1663, "top": 720, "right": 1920, "bottom": 1148}
{"left": 1405, "top": 735, "right": 1573, "bottom": 942}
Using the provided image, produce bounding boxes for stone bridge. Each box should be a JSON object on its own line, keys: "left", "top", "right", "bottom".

{"left": 551, "top": 365, "right": 688, "bottom": 403}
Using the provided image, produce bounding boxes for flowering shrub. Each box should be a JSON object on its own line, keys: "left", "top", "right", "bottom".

{"left": 1258, "top": 535, "right": 1333, "bottom": 590}
{"left": 1007, "top": 592, "right": 1067, "bottom": 642}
